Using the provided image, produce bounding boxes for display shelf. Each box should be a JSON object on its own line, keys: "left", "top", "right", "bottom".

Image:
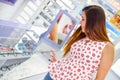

{"left": 105, "top": 0, "right": 120, "bottom": 11}
{"left": 0, "top": 19, "right": 31, "bottom": 48}
{"left": 0, "top": 52, "right": 31, "bottom": 60}
{"left": 1, "top": 53, "right": 49, "bottom": 80}
{"left": 106, "top": 21, "right": 120, "bottom": 42}
{"left": 106, "top": 21, "right": 120, "bottom": 36}
{"left": 98, "top": 0, "right": 117, "bottom": 14}
{"left": 0, "top": 54, "right": 31, "bottom": 78}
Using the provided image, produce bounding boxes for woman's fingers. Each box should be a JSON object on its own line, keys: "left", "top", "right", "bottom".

{"left": 50, "top": 50, "right": 56, "bottom": 58}
{"left": 49, "top": 57, "right": 56, "bottom": 62}
{"left": 51, "top": 50, "right": 56, "bottom": 56}
{"left": 49, "top": 50, "right": 57, "bottom": 62}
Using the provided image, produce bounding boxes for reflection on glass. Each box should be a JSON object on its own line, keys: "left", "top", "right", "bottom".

{"left": 48, "top": 12, "right": 75, "bottom": 45}
{"left": 20, "top": 12, "right": 30, "bottom": 20}
{"left": 35, "top": 0, "right": 43, "bottom": 6}
{"left": 27, "top": 1, "right": 37, "bottom": 11}
{"left": 24, "top": 6, "right": 34, "bottom": 16}
{"left": 16, "top": 16, "right": 26, "bottom": 24}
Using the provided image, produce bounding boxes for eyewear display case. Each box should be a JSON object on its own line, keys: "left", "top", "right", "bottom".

{"left": 1, "top": 0, "right": 120, "bottom": 80}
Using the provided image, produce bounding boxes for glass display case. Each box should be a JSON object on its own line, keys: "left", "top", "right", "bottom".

{"left": 0, "top": 19, "right": 34, "bottom": 78}
{"left": 0, "top": 0, "right": 81, "bottom": 79}
{"left": 1, "top": 0, "right": 120, "bottom": 80}
{"left": 0, "top": 53, "right": 49, "bottom": 80}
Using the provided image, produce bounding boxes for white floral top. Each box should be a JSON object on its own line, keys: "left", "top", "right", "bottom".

{"left": 48, "top": 37, "right": 108, "bottom": 80}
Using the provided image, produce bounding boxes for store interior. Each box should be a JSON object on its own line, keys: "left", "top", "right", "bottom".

{"left": 0, "top": 0, "right": 120, "bottom": 80}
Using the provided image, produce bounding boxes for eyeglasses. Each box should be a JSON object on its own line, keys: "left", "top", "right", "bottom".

{"left": 0, "top": 51, "right": 33, "bottom": 57}
{"left": 0, "top": 63, "right": 21, "bottom": 72}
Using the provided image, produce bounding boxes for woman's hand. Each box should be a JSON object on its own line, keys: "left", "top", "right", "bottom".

{"left": 49, "top": 50, "right": 57, "bottom": 62}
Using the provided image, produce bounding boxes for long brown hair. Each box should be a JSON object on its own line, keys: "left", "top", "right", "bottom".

{"left": 63, "top": 5, "right": 111, "bottom": 57}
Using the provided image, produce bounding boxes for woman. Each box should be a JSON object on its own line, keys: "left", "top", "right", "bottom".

{"left": 44, "top": 5, "right": 114, "bottom": 80}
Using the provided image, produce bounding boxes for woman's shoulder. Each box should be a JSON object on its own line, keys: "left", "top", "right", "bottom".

{"left": 102, "top": 42, "right": 114, "bottom": 54}
{"left": 105, "top": 42, "right": 114, "bottom": 49}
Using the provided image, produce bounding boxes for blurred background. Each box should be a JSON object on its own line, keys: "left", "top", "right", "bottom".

{"left": 0, "top": 0, "right": 120, "bottom": 80}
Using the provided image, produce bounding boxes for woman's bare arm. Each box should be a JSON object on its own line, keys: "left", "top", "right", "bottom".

{"left": 49, "top": 23, "right": 58, "bottom": 43}
{"left": 95, "top": 43, "right": 114, "bottom": 80}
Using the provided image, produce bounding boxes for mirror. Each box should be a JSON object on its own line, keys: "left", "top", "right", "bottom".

{"left": 43, "top": 10, "right": 77, "bottom": 50}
